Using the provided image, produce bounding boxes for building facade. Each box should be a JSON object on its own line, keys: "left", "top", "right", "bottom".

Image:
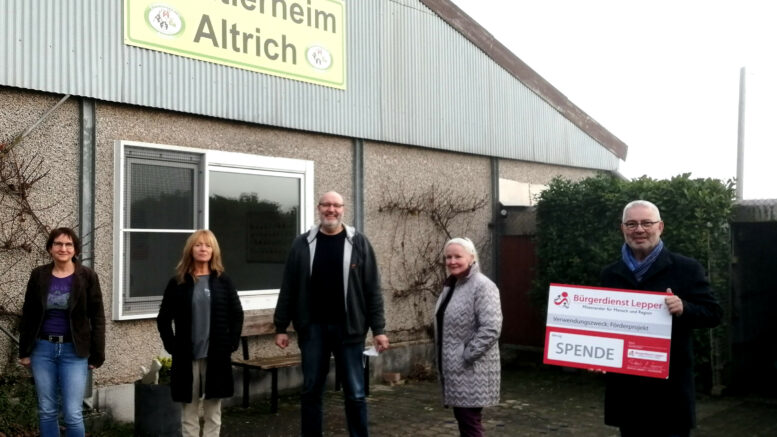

{"left": 0, "top": 0, "right": 627, "bottom": 419}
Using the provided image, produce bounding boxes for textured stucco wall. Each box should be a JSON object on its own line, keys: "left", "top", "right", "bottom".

{"left": 364, "top": 141, "right": 493, "bottom": 341}
{"left": 499, "top": 159, "right": 596, "bottom": 185}
{"left": 499, "top": 160, "right": 599, "bottom": 235}
{"left": 0, "top": 88, "right": 81, "bottom": 370}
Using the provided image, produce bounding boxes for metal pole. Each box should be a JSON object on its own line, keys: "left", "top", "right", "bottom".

{"left": 0, "top": 94, "right": 71, "bottom": 156}
{"left": 736, "top": 67, "right": 746, "bottom": 200}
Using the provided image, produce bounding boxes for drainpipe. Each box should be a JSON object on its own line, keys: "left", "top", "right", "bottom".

{"left": 490, "top": 158, "right": 501, "bottom": 281}
{"left": 79, "top": 98, "right": 96, "bottom": 267}
{"left": 353, "top": 138, "right": 365, "bottom": 231}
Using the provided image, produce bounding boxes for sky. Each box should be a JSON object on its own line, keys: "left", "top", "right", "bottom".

{"left": 450, "top": 0, "right": 777, "bottom": 199}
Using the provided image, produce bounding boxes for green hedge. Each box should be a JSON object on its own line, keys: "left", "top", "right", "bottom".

{"left": 531, "top": 173, "right": 734, "bottom": 390}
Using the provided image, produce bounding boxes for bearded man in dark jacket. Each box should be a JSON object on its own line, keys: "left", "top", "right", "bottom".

{"left": 600, "top": 200, "right": 722, "bottom": 437}
{"left": 274, "top": 191, "right": 388, "bottom": 437}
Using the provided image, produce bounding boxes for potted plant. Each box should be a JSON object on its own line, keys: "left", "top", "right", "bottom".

{"left": 134, "top": 357, "right": 181, "bottom": 437}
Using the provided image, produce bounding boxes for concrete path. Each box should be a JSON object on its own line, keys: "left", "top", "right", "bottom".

{"left": 220, "top": 361, "right": 777, "bottom": 436}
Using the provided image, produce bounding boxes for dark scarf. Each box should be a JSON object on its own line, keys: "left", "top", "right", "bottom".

{"left": 621, "top": 240, "right": 664, "bottom": 282}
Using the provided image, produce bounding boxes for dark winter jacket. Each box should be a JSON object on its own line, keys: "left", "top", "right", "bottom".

{"left": 157, "top": 272, "right": 243, "bottom": 402}
{"left": 19, "top": 263, "right": 106, "bottom": 368}
{"left": 600, "top": 248, "right": 722, "bottom": 432}
{"left": 273, "top": 225, "right": 384, "bottom": 343}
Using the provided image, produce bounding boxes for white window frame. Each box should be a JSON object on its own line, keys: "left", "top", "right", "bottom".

{"left": 113, "top": 140, "right": 314, "bottom": 320}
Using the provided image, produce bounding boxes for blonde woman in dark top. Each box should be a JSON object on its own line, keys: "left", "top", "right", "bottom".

{"left": 157, "top": 230, "right": 243, "bottom": 437}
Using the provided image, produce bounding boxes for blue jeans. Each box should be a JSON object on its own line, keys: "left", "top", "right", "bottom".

{"left": 299, "top": 324, "right": 368, "bottom": 437}
{"left": 30, "top": 339, "right": 88, "bottom": 437}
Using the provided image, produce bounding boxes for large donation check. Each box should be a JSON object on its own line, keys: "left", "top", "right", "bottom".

{"left": 543, "top": 283, "right": 672, "bottom": 379}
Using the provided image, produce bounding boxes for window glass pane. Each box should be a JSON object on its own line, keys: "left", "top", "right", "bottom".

{"left": 129, "top": 162, "right": 195, "bottom": 229}
{"left": 209, "top": 171, "right": 300, "bottom": 290}
{"left": 126, "top": 232, "right": 189, "bottom": 300}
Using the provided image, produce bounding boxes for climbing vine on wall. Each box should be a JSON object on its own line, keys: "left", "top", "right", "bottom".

{"left": 0, "top": 150, "right": 57, "bottom": 320}
{"left": 377, "top": 184, "right": 489, "bottom": 333}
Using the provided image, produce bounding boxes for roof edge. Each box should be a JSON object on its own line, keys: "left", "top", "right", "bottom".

{"left": 421, "top": 0, "right": 628, "bottom": 161}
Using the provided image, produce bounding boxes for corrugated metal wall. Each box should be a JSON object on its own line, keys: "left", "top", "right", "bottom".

{"left": 0, "top": 0, "right": 618, "bottom": 170}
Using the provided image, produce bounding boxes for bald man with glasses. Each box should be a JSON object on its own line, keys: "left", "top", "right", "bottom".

{"left": 599, "top": 200, "right": 722, "bottom": 437}
{"left": 274, "top": 191, "right": 388, "bottom": 437}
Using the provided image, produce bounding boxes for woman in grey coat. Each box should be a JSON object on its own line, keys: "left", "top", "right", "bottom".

{"left": 434, "top": 237, "right": 503, "bottom": 436}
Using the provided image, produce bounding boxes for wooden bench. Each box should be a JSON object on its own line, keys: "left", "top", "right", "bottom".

{"left": 232, "top": 311, "right": 370, "bottom": 413}
{"left": 232, "top": 354, "right": 301, "bottom": 413}
{"left": 230, "top": 311, "right": 290, "bottom": 413}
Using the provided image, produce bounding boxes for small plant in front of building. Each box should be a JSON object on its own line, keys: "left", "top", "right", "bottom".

{"left": 0, "top": 366, "right": 39, "bottom": 436}
{"left": 157, "top": 356, "right": 172, "bottom": 385}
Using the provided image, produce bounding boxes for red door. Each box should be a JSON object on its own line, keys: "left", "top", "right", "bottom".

{"left": 499, "top": 236, "right": 545, "bottom": 347}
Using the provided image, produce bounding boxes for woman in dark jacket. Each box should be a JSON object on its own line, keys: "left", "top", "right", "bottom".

{"left": 157, "top": 229, "right": 243, "bottom": 437}
{"left": 18, "top": 227, "right": 106, "bottom": 437}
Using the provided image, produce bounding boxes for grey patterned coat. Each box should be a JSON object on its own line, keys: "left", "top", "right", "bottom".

{"left": 434, "top": 263, "right": 502, "bottom": 407}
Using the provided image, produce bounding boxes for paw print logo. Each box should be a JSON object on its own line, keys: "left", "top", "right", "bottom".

{"left": 306, "top": 45, "right": 333, "bottom": 70}
{"left": 146, "top": 5, "right": 185, "bottom": 37}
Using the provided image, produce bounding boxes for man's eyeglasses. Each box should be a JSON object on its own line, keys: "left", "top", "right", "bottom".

{"left": 318, "top": 202, "right": 344, "bottom": 209}
{"left": 622, "top": 220, "right": 661, "bottom": 230}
